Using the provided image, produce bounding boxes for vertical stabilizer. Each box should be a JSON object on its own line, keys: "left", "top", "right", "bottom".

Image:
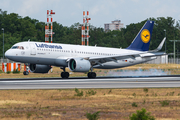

{"left": 127, "top": 20, "right": 154, "bottom": 51}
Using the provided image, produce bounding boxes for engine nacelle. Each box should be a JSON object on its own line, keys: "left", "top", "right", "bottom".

{"left": 68, "top": 58, "right": 91, "bottom": 72}
{"left": 29, "top": 64, "right": 51, "bottom": 73}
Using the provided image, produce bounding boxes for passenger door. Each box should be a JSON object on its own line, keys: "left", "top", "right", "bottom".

{"left": 29, "top": 43, "right": 36, "bottom": 55}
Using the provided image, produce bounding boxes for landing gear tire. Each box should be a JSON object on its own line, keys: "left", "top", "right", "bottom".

{"left": 88, "top": 72, "right": 96, "bottom": 78}
{"left": 61, "top": 72, "right": 69, "bottom": 79}
{"left": 23, "top": 71, "right": 29, "bottom": 75}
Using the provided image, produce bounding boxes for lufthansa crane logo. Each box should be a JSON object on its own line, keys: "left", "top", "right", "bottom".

{"left": 141, "top": 29, "right": 150, "bottom": 43}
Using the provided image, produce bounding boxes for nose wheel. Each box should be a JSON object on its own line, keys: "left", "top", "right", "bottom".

{"left": 23, "top": 71, "right": 29, "bottom": 75}
{"left": 23, "top": 63, "right": 29, "bottom": 75}
{"left": 88, "top": 72, "right": 96, "bottom": 78}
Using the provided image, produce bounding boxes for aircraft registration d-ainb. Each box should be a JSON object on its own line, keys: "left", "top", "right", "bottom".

{"left": 5, "top": 20, "right": 166, "bottom": 78}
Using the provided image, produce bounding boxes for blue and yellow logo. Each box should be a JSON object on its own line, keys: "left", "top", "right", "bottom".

{"left": 141, "top": 29, "right": 150, "bottom": 43}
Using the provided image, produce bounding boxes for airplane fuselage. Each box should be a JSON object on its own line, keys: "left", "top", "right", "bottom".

{"left": 5, "top": 41, "right": 156, "bottom": 69}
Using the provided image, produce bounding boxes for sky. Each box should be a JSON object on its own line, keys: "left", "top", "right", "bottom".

{"left": 0, "top": 0, "right": 180, "bottom": 28}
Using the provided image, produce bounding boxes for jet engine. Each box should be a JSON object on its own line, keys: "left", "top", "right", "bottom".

{"left": 68, "top": 58, "right": 91, "bottom": 72}
{"left": 29, "top": 64, "right": 51, "bottom": 73}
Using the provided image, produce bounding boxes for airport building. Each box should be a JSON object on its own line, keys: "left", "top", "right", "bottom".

{"left": 104, "top": 20, "right": 124, "bottom": 31}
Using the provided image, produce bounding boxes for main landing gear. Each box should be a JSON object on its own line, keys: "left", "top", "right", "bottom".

{"left": 60, "top": 67, "right": 96, "bottom": 79}
{"left": 87, "top": 67, "right": 96, "bottom": 78}
{"left": 87, "top": 72, "right": 96, "bottom": 78}
{"left": 60, "top": 67, "right": 69, "bottom": 79}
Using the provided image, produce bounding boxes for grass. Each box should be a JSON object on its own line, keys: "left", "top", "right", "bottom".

{"left": 26, "top": 113, "right": 32, "bottom": 118}
{"left": 132, "top": 93, "right": 136, "bottom": 97}
{"left": 74, "top": 88, "right": 84, "bottom": 96}
{"left": 159, "top": 100, "right": 170, "bottom": 107}
{"left": 0, "top": 88, "right": 179, "bottom": 119}
{"left": 12, "top": 69, "right": 20, "bottom": 74}
{"left": 143, "top": 88, "right": 149, "bottom": 93}
{"left": 86, "top": 90, "right": 97, "bottom": 96}
{"left": 132, "top": 102, "right": 138, "bottom": 107}
{"left": 86, "top": 111, "right": 100, "bottom": 120}
{"left": 0, "top": 64, "right": 180, "bottom": 119}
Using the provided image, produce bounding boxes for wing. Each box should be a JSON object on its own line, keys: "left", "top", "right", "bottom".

{"left": 64, "top": 37, "right": 166, "bottom": 67}
{"left": 87, "top": 51, "right": 144, "bottom": 66}
{"left": 87, "top": 37, "right": 166, "bottom": 66}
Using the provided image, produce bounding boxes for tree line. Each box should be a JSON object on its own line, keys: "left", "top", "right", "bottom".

{"left": 1, "top": 9, "right": 180, "bottom": 58}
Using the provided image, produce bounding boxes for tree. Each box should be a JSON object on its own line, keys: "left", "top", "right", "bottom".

{"left": 129, "top": 108, "right": 155, "bottom": 120}
{"left": 1, "top": 9, "right": 180, "bottom": 58}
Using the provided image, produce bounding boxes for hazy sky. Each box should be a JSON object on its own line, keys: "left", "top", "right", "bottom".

{"left": 0, "top": 0, "right": 180, "bottom": 28}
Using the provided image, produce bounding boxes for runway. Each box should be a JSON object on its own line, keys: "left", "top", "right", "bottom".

{"left": 0, "top": 75, "right": 180, "bottom": 89}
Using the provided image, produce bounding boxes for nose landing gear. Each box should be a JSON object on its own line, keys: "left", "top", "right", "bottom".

{"left": 23, "top": 63, "right": 29, "bottom": 75}
{"left": 23, "top": 71, "right": 29, "bottom": 75}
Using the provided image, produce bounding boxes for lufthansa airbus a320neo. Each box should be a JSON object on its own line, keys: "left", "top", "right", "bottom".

{"left": 5, "top": 20, "right": 166, "bottom": 78}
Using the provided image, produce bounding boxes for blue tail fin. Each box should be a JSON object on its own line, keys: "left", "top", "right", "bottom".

{"left": 126, "top": 20, "right": 154, "bottom": 51}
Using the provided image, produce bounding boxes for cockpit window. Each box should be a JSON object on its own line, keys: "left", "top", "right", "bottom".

{"left": 11, "top": 46, "right": 24, "bottom": 50}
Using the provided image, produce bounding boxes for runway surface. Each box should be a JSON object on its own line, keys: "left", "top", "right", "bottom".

{"left": 0, "top": 75, "right": 180, "bottom": 89}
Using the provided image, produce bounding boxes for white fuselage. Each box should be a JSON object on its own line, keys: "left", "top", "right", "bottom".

{"left": 5, "top": 41, "right": 156, "bottom": 69}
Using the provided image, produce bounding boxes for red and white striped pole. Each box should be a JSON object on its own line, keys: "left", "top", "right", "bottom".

{"left": 45, "top": 10, "right": 55, "bottom": 43}
{"left": 86, "top": 11, "right": 89, "bottom": 46}
{"left": 51, "top": 11, "right": 53, "bottom": 43}
{"left": 45, "top": 10, "right": 49, "bottom": 43}
{"left": 81, "top": 25, "right": 83, "bottom": 45}
{"left": 82, "top": 11, "right": 85, "bottom": 45}
{"left": 50, "top": 10, "right": 55, "bottom": 43}
{"left": 81, "top": 11, "right": 91, "bottom": 46}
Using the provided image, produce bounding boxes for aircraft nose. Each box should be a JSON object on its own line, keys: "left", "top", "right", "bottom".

{"left": 5, "top": 49, "right": 11, "bottom": 59}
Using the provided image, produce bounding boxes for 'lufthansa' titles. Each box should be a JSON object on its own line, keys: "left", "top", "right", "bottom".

{"left": 35, "top": 43, "right": 62, "bottom": 49}
{"left": 141, "top": 29, "right": 150, "bottom": 43}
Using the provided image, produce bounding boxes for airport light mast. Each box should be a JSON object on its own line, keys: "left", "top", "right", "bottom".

{"left": 45, "top": 10, "right": 55, "bottom": 43}
{"left": 81, "top": 11, "right": 91, "bottom": 46}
